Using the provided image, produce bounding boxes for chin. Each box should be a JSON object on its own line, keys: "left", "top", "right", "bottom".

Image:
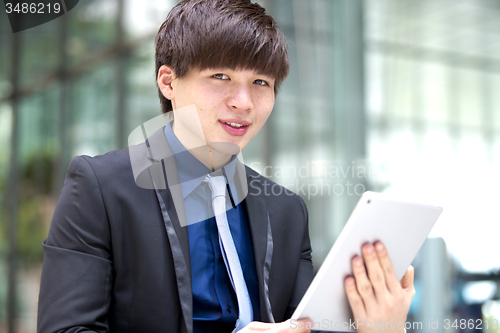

{"left": 210, "top": 141, "right": 242, "bottom": 155}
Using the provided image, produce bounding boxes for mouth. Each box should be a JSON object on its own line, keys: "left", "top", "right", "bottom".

{"left": 219, "top": 119, "right": 250, "bottom": 136}
{"left": 222, "top": 121, "right": 247, "bottom": 128}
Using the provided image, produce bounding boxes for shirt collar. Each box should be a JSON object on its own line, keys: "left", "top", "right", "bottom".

{"left": 164, "top": 121, "right": 239, "bottom": 201}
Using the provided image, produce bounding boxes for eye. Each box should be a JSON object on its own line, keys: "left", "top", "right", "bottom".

{"left": 254, "top": 79, "right": 269, "bottom": 86}
{"left": 212, "top": 73, "right": 229, "bottom": 80}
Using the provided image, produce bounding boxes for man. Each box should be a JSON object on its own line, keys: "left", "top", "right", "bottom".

{"left": 38, "top": 0, "right": 415, "bottom": 332}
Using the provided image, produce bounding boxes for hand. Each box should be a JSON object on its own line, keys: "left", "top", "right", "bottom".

{"left": 344, "top": 241, "right": 415, "bottom": 332}
{"left": 240, "top": 319, "right": 313, "bottom": 332}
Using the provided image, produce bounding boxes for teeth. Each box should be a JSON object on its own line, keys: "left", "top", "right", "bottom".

{"left": 225, "top": 122, "right": 246, "bottom": 128}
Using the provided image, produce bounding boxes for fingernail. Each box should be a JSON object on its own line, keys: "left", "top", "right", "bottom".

{"left": 345, "top": 277, "right": 354, "bottom": 287}
{"left": 355, "top": 257, "right": 363, "bottom": 267}
{"left": 364, "top": 244, "right": 374, "bottom": 254}
{"left": 375, "top": 242, "right": 384, "bottom": 252}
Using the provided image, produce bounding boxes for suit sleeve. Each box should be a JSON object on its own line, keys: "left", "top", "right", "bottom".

{"left": 38, "top": 156, "right": 113, "bottom": 333}
{"left": 283, "top": 195, "right": 314, "bottom": 319}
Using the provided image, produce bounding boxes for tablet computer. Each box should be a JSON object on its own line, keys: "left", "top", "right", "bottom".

{"left": 291, "top": 191, "right": 443, "bottom": 332}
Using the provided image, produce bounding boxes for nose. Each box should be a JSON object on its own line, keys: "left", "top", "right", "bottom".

{"left": 228, "top": 84, "right": 253, "bottom": 111}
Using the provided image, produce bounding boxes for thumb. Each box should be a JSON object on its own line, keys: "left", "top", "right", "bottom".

{"left": 401, "top": 265, "right": 415, "bottom": 290}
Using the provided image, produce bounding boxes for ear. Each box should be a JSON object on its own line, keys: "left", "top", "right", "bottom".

{"left": 157, "top": 65, "right": 176, "bottom": 100}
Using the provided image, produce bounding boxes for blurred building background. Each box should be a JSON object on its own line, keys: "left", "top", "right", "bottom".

{"left": 0, "top": 0, "right": 499, "bottom": 332}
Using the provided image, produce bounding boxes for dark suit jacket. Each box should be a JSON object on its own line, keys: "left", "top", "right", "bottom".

{"left": 38, "top": 130, "right": 314, "bottom": 333}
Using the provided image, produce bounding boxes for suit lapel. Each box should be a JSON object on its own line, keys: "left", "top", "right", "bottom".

{"left": 145, "top": 127, "right": 193, "bottom": 332}
{"left": 158, "top": 186, "right": 191, "bottom": 276}
{"left": 244, "top": 171, "right": 275, "bottom": 323}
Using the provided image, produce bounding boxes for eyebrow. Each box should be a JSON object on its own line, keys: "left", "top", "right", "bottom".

{"left": 255, "top": 72, "right": 275, "bottom": 79}
{"left": 202, "top": 67, "right": 276, "bottom": 80}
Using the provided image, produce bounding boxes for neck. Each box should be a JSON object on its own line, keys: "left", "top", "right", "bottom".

{"left": 172, "top": 122, "right": 233, "bottom": 171}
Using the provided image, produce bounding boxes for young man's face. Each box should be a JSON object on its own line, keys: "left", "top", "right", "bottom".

{"left": 159, "top": 66, "right": 276, "bottom": 152}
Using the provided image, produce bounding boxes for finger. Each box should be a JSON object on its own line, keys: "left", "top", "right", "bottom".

{"left": 243, "top": 321, "right": 274, "bottom": 331}
{"left": 361, "top": 242, "right": 389, "bottom": 299}
{"left": 351, "top": 255, "right": 379, "bottom": 312}
{"left": 401, "top": 265, "right": 415, "bottom": 290}
{"left": 344, "top": 275, "right": 367, "bottom": 320}
{"left": 268, "top": 319, "right": 312, "bottom": 333}
{"left": 374, "top": 241, "right": 400, "bottom": 292}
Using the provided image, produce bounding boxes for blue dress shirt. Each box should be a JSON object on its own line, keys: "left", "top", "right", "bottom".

{"left": 164, "top": 122, "right": 260, "bottom": 332}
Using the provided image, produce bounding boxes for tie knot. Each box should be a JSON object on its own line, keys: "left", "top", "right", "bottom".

{"left": 204, "top": 175, "right": 227, "bottom": 199}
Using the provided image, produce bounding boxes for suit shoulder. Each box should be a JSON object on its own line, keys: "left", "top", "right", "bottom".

{"left": 67, "top": 148, "right": 134, "bottom": 190}
{"left": 74, "top": 147, "right": 131, "bottom": 176}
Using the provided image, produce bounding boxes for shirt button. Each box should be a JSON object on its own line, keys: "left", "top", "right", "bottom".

{"left": 227, "top": 305, "right": 231, "bottom": 313}
{"left": 219, "top": 255, "right": 223, "bottom": 263}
